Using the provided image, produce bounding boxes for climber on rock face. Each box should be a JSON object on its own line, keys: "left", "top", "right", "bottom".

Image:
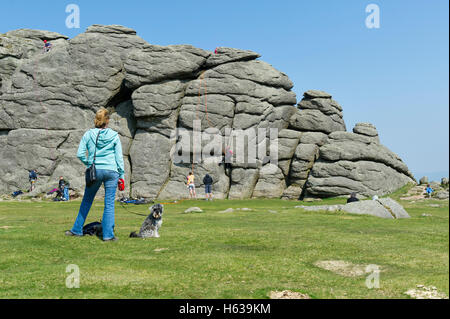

{"left": 43, "top": 40, "right": 52, "bottom": 52}
{"left": 218, "top": 146, "right": 233, "bottom": 176}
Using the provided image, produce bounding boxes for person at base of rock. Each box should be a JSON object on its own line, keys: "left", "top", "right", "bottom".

{"left": 58, "top": 176, "right": 66, "bottom": 192}
{"left": 203, "top": 173, "right": 213, "bottom": 201}
{"left": 43, "top": 40, "right": 52, "bottom": 52}
{"left": 426, "top": 184, "right": 434, "bottom": 198}
{"left": 65, "top": 108, "right": 125, "bottom": 242}
{"left": 57, "top": 176, "right": 72, "bottom": 201}
{"left": 29, "top": 169, "right": 38, "bottom": 192}
{"left": 347, "top": 192, "right": 359, "bottom": 203}
{"left": 219, "top": 146, "right": 233, "bottom": 176}
{"left": 186, "top": 171, "right": 196, "bottom": 199}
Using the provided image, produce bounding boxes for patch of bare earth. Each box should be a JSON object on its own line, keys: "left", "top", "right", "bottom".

{"left": 405, "top": 285, "right": 449, "bottom": 299}
{"left": 269, "top": 290, "right": 311, "bottom": 299}
{"left": 314, "top": 260, "right": 367, "bottom": 277}
{"left": 0, "top": 226, "right": 24, "bottom": 229}
{"left": 400, "top": 195, "right": 425, "bottom": 201}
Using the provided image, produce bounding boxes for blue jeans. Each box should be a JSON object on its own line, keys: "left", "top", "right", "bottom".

{"left": 71, "top": 169, "right": 119, "bottom": 240}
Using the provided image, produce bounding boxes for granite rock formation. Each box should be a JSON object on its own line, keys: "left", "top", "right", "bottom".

{"left": 0, "top": 25, "right": 415, "bottom": 199}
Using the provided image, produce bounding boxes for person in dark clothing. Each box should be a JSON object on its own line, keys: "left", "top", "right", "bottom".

{"left": 347, "top": 192, "right": 359, "bottom": 203}
{"left": 29, "top": 169, "right": 38, "bottom": 192}
{"left": 219, "top": 146, "right": 233, "bottom": 176}
{"left": 203, "top": 174, "right": 213, "bottom": 201}
{"left": 58, "top": 176, "right": 66, "bottom": 192}
{"left": 57, "top": 176, "right": 71, "bottom": 201}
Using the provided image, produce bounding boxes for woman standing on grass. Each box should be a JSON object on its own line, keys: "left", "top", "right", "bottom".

{"left": 65, "top": 108, "right": 125, "bottom": 241}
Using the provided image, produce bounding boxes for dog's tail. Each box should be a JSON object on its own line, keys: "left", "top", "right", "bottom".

{"left": 129, "top": 231, "right": 141, "bottom": 238}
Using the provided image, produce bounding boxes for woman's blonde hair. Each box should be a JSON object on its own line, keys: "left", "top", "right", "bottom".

{"left": 94, "top": 108, "right": 110, "bottom": 128}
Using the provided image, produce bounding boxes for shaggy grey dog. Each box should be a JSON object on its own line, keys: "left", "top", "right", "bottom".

{"left": 129, "top": 203, "right": 163, "bottom": 238}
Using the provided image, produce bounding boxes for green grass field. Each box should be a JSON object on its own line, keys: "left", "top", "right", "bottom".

{"left": 0, "top": 186, "right": 448, "bottom": 299}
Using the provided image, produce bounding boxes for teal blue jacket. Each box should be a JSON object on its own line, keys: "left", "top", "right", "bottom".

{"left": 77, "top": 128, "right": 125, "bottom": 179}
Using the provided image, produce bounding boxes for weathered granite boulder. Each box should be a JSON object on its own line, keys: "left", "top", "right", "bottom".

{"left": 290, "top": 91, "right": 346, "bottom": 134}
{"left": 295, "top": 204, "right": 344, "bottom": 212}
{"left": 124, "top": 44, "right": 210, "bottom": 89}
{"left": 252, "top": 164, "right": 287, "bottom": 198}
{"left": 305, "top": 131, "right": 415, "bottom": 198}
{"left": 229, "top": 168, "right": 259, "bottom": 199}
{"left": 296, "top": 198, "right": 410, "bottom": 219}
{"left": 205, "top": 47, "right": 261, "bottom": 68}
{"left": 343, "top": 200, "right": 395, "bottom": 219}
{"left": 353, "top": 123, "right": 380, "bottom": 143}
{"left": 0, "top": 29, "right": 69, "bottom": 94}
{"left": 435, "top": 191, "right": 449, "bottom": 200}
{"left": 0, "top": 24, "right": 415, "bottom": 200}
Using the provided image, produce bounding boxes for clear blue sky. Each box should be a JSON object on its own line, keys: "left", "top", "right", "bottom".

{"left": 1, "top": 0, "right": 448, "bottom": 181}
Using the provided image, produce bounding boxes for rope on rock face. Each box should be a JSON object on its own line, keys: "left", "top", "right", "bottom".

{"left": 202, "top": 72, "right": 212, "bottom": 128}
{"left": 192, "top": 71, "right": 211, "bottom": 173}
{"left": 192, "top": 69, "right": 233, "bottom": 175}
{"left": 31, "top": 44, "right": 57, "bottom": 177}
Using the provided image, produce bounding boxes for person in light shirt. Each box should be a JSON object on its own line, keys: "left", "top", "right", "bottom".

{"left": 186, "top": 171, "right": 196, "bottom": 199}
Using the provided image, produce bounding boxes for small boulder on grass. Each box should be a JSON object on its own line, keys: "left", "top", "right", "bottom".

{"left": 219, "top": 208, "right": 234, "bottom": 213}
{"left": 184, "top": 207, "right": 203, "bottom": 213}
{"left": 435, "top": 191, "right": 449, "bottom": 200}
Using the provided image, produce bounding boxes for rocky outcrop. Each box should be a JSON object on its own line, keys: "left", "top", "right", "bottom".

{"left": 290, "top": 90, "right": 346, "bottom": 134}
{"left": 305, "top": 130, "right": 415, "bottom": 198}
{"left": 353, "top": 122, "right": 379, "bottom": 143}
{"left": 296, "top": 197, "right": 411, "bottom": 219}
{"left": 0, "top": 25, "right": 415, "bottom": 199}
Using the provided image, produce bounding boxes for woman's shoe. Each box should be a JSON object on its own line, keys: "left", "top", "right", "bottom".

{"left": 65, "top": 230, "right": 82, "bottom": 237}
